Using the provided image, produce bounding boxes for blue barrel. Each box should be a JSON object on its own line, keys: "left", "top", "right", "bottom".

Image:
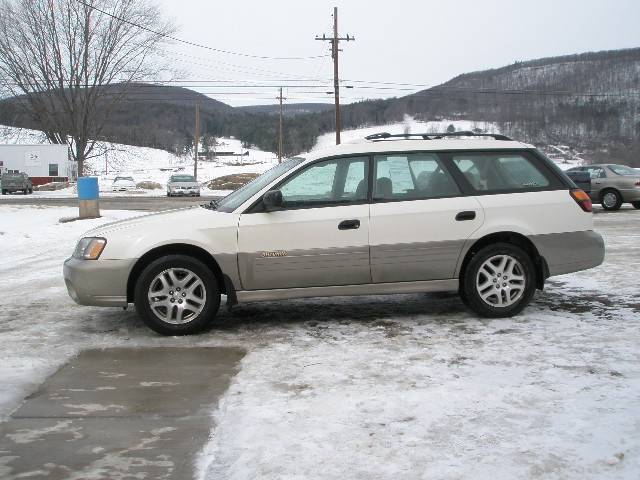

{"left": 77, "top": 177, "right": 99, "bottom": 200}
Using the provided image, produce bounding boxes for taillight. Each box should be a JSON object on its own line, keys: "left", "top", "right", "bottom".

{"left": 570, "top": 189, "right": 592, "bottom": 212}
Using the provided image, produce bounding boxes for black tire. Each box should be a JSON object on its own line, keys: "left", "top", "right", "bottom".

{"left": 601, "top": 189, "right": 622, "bottom": 211}
{"left": 1, "top": 190, "right": 6, "bottom": 195}
{"left": 462, "top": 243, "right": 536, "bottom": 318}
{"left": 134, "top": 254, "right": 220, "bottom": 335}
{"left": 632, "top": 201, "right": 640, "bottom": 210}
{"left": 28, "top": 188, "right": 33, "bottom": 194}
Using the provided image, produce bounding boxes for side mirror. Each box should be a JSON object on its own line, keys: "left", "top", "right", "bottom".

{"left": 263, "top": 190, "right": 283, "bottom": 211}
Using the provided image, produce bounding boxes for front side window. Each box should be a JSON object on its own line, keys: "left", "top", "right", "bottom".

{"left": 373, "top": 153, "right": 460, "bottom": 201}
{"left": 452, "top": 153, "right": 555, "bottom": 192}
{"left": 216, "top": 157, "right": 304, "bottom": 212}
{"left": 278, "top": 156, "right": 369, "bottom": 208}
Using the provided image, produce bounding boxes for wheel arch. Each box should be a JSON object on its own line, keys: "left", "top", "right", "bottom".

{"left": 600, "top": 187, "right": 622, "bottom": 201}
{"left": 457, "top": 232, "right": 549, "bottom": 290}
{"left": 127, "top": 243, "right": 227, "bottom": 303}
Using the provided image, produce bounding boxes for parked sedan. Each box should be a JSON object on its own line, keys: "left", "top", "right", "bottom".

{"left": 111, "top": 176, "right": 136, "bottom": 192}
{"left": 565, "top": 164, "right": 640, "bottom": 210}
{"left": 167, "top": 174, "right": 200, "bottom": 197}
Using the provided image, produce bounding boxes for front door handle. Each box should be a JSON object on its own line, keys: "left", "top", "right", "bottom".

{"left": 455, "top": 211, "right": 476, "bottom": 221}
{"left": 338, "top": 219, "right": 360, "bottom": 230}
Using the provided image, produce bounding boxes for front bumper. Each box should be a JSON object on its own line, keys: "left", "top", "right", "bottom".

{"left": 169, "top": 190, "right": 200, "bottom": 196}
{"left": 63, "top": 257, "right": 136, "bottom": 307}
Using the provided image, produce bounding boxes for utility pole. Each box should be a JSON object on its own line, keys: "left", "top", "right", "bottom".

{"left": 316, "top": 7, "right": 355, "bottom": 145}
{"left": 194, "top": 102, "right": 200, "bottom": 179}
{"left": 276, "top": 87, "right": 287, "bottom": 162}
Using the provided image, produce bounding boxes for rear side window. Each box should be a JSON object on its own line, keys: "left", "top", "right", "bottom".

{"left": 452, "top": 152, "right": 558, "bottom": 192}
{"left": 374, "top": 153, "right": 460, "bottom": 201}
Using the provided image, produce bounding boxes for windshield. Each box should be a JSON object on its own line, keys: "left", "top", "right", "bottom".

{"left": 609, "top": 165, "right": 639, "bottom": 176}
{"left": 170, "top": 175, "right": 196, "bottom": 182}
{"left": 215, "top": 157, "right": 305, "bottom": 212}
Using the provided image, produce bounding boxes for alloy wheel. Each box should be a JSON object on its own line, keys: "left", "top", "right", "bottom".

{"left": 475, "top": 254, "right": 526, "bottom": 307}
{"left": 147, "top": 268, "right": 207, "bottom": 324}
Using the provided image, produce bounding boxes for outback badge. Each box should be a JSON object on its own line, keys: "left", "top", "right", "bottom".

{"left": 262, "top": 250, "right": 288, "bottom": 257}
{"left": 262, "top": 250, "right": 288, "bottom": 258}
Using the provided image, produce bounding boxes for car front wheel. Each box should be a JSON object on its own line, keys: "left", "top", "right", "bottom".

{"left": 462, "top": 243, "right": 536, "bottom": 318}
{"left": 134, "top": 255, "right": 220, "bottom": 335}
{"left": 632, "top": 201, "right": 640, "bottom": 210}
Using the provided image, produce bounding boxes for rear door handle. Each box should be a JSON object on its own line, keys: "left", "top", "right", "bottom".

{"left": 455, "top": 211, "right": 476, "bottom": 221}
{"left": 338, "top": 219, "right": 360, "bottom": 230}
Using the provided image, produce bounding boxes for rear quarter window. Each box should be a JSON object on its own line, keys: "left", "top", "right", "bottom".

{"left": 451, "top": 152, "right": 562, "bottom": 193}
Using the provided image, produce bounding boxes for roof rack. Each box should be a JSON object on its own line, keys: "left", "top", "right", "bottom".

{"left": 364, "top": 131, "right": 513, "bottom": 141}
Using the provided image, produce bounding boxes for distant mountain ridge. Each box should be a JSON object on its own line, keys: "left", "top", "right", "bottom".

{"left": 1, "top": 47, "right": 639, "bottom": 164}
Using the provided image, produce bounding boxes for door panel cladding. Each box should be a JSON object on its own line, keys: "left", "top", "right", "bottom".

{"left": 529, "top": 230, "right": 604, "bottom": 276}
{"left": 370, "top": 240, "right": 466, "bottom": 283}
{"left": 238, "top": 247, "right": 370, "bottom": 290}
{"left": 236, "top": 279, "right": 459, "bottom": 303}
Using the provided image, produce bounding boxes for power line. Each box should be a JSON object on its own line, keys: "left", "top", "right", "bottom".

{"left": 75, "top": 0, "right": 329, "bottom": 61}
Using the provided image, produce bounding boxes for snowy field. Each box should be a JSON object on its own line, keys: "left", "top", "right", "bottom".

{"left": 0, "top": 204, "right": 638, "bottom": 479}
{"left": 0, "top": 126, "right": 278, "bottom": 198}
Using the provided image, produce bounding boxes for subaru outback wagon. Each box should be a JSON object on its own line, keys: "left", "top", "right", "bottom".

{"left": 64, "top": 132, "right": 605, "bottom": 335}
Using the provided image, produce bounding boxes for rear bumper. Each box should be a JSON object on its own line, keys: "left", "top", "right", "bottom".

{"left": 530, "top": 230, "right": 605, "bottom": 276}
{"left": 63, "top": 257, "right": 135, "bottom": 307}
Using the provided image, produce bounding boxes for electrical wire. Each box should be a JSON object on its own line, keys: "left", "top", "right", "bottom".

{"left": 75, "top": 0, "right": 330, "bottom": 61}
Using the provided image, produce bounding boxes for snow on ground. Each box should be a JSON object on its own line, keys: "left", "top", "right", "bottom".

{"left": 0, "top": 126, "right": 278, "bottom": 198}
{"left": 0, "top": 204, "right": 639, "bottom": 479}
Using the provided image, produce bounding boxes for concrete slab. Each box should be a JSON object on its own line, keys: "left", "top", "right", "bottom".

{"left": 0, "top": 347, "right": 244, "bottom": 480}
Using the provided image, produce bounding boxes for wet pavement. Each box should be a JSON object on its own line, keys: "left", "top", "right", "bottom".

{"left": 0, "top": 347, "right": 244, "bottom": 479}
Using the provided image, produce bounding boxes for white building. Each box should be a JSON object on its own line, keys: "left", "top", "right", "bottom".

{"left": 0, "top": 144, "right": 74, "bottom": 185}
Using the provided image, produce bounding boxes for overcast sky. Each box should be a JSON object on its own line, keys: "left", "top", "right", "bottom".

{"left": 156, "top": 0, "right": 640, "bottom": 106}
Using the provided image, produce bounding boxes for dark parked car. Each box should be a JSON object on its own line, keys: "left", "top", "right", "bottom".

{"left": 1, "top": 172, "right": 33, "bottom": 195}
{"left": 566, "top": 164, "right": 640, "bottom": 210}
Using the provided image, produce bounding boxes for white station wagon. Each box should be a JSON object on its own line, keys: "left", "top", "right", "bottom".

{"left": 64, "top": 132, "right": 605, "bottom": 335}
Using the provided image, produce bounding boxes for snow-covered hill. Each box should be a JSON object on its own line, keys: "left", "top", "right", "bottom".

{"left": 0, "top": 126, "right": 278, "bottom": 197}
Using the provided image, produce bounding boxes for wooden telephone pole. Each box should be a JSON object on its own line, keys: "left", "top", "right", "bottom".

{"left": 276, "top": 87, "right": 286, "bottom": 162}
{"left": 194, "top": 102, "right": 200, "bottom": 179}
{"left": 316, "top": 7, "right": 355, "bottom": 145}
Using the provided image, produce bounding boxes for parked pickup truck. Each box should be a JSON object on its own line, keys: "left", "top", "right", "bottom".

{"left": 1, "top": 172, "right": 33, "bottom": 195}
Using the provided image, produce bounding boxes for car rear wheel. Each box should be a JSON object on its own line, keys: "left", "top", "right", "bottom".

{"left": 1, "top": 189, "right": 6, "bottom": 195}
{"left": 134, "top": 255, "right": 220, "bottom": 335}
{"left": 462, "top": 243, "right": 536, "bottom": 318}
{"left": 601, "top": 189, "right": 622, "bottom": 211}
{"left": 632, "top": 201, "right": 640, "bottom": 210}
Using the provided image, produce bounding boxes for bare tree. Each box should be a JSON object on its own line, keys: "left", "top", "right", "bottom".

{"left": 0, "top": 0, "right": 174, "bottom": 175}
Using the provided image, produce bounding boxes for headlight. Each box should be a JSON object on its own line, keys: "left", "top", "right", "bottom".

{"left": 73, "top": 237, "right": 107, "bottom": 260}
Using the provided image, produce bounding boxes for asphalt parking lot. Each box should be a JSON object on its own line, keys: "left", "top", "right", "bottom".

{"left": 0, "top": 205, "right": 639, "bottom": 479}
